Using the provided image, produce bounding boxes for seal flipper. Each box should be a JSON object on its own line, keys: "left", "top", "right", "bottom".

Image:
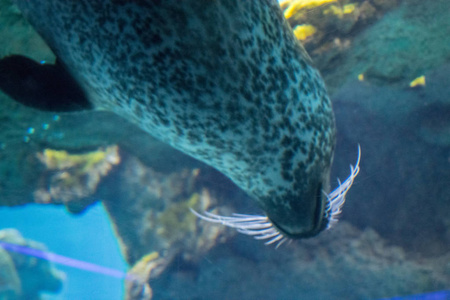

{"left": 0, "top": 55, "right": 91, "bottom": 112}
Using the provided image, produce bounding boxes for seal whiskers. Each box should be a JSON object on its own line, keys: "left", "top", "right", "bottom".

{"left": 190, "top": 209, "right": 288, "bottom": 247}
{"left": 325, "top": 145, "right": 361, "bottom": 229}
{"left": 192, "top": 146, "right": 361, "bottom": 247}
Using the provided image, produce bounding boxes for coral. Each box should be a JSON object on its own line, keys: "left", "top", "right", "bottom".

{"left": 155, "top": 189, "right": 232, "bottom": 262}
{"left": 156, "top": 193, "right": 201, "bottom": 241}
{"left": 100, "top": 154, "right": 235, "bottom": 265}
{"left": 282, "top": 0, "right": 361, "bottom": 71}
{"left": 409, "top": 75, "right": 425, "bottom": 87}
{"left": 37, "top": 147, "right": 116, "bottom": 172}
{"left": 324, "top": 3, "right": 357, "bottom": 17}
{"left": 125, "top": 251, "right": 171, "bottom": 300}
{"left": 357, "top": 1, "right": 377, "bottom": 21}
{"left": 293, "top": 24, "right": 318, "bottom": 41}
{"left": 280, "top": 0, "right": 402, "bottom": 81}
{"left": 33, "top": 145, "right": 120, "bottom": 213}
{"left": 319, "top": 0, "right": 450, "bottom": 94}
{"left": 0, "top": 229, "right": 64, "bottom": 300}
{"left": 283, "top": 0, "right": 399, "bottom": 30}
{"left": 97, "top": 154, "right": 237, "bottom": 299}
{"left": 358, "top": 73, "right": 364, "bottom": 81}
{"left": 0, "top": 247, "right": 21, "bottom": 299}
{"left": 284, "top": 0, "right": 337, "bottom": 20}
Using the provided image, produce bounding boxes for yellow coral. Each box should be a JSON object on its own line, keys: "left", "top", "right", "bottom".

{"left": 324, "top": 3, "right": 357, "bottom": 17}
{"left": 293, "top": 24, "right": 317, "bottom": 40}
{"left": 128, "top": 252, "right": 159, "bottom": 276}
{"left": 126, "top": 251, "right": 161, "bottom": 299}
{"left": 39, "top": 147, "right": 116, "bottom": 172}
{"left": 156, "top": 193, "right": 201, "bottom": 240}
{"left": 284, "top": 0, "right": 337, "bottom": 19}
{"left": 409, "top": 76, "right": 426, "bottom": 87}
{"left": 35, "top": 146, "right": 120, "bottom": 205}
{"left": 343, "top": 3, "right": 357, "bottom": 14}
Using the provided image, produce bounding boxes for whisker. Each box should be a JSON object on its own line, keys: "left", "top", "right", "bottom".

{"left": 237, "top": 228, "right": 275, "bottom": 235}
{"left": 190, "top": 145, "right": 361, "bottom": 247}
{"left": 265, "top": 234, "right": 284, "bottom": 244}
{"left": 325, "top": 145, "right": 361, "bottom": 229}
{"left": 276, "top": 237, "right": 288, "bottom": 248}
{"left": 254, "top": 231, "right": 279, "bottom": 240}
{"left": 190, "top": 208, "right": 290, "bottom": 247}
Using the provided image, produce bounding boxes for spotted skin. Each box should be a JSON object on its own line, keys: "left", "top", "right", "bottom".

{"left": 14, "top": 0, "right": 336, "bottom": 238}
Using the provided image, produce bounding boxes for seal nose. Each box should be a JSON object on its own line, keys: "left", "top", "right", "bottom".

{"left": 267, "top": 181, "right": 328, "bottom": 239}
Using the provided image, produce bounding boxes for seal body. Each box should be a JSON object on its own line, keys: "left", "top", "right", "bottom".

{"left": 13, "top": 0, "right": 336, "bottom": 238}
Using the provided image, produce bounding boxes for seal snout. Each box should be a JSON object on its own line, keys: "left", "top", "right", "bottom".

{"left": 266, "top": 183, "right": 328, "bottom": 239}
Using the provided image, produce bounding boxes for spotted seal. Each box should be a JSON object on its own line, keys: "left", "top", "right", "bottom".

{"left": 2, "top": 0, "right": 359, "bottom": 244}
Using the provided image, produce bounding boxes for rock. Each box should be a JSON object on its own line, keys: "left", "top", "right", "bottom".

{"left": 321, "top": 0, "right": 450, "bottom": 94}
{"left": 99, "top": 153, "right": 236, "bottom": 267}
{"left": 149, "top": 222, "right": 450, "bottom": 300}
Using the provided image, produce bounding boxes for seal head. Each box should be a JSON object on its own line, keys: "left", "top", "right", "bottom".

{"left": 4, "top": 0, "right": 355, "bottom": 241}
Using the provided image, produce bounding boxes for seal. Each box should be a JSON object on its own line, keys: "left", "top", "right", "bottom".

{"left": 3, "top": 0, "right": 360, "bottom": 244}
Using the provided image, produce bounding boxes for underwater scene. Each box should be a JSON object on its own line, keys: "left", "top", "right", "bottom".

{"left": 0, "top": 0, "right": 449, "bottom": 299}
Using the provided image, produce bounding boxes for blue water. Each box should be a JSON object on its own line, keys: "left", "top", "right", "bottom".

{"left": 0, "top": 203, "right": 126, "bottom": 300}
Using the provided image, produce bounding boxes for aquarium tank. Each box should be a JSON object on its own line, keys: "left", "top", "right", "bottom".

{"left": 0, "top": 0, "right": 449, "bottom": 299}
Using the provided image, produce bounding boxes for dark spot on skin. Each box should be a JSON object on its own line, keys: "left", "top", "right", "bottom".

{"left": 281, "top": 136, "right": 291, "bottom": 147}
